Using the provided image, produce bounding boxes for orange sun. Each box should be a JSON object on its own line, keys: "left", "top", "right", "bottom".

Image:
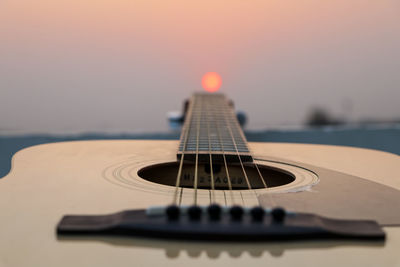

{"left": 202, "top": 72, "right": 222, "bottom": 93}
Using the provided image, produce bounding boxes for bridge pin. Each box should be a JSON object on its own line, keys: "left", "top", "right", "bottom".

{"left": 188, "top": 206, "right": 202, "bottom": 220}
{"left": 271, "top": 207, "right": 286, "bottom": 223}
{"left": 250, "top": 206, "right": 265, "bottom": 221}
{"left": 207, "top": 204, "right": 222, "bottom": 220}
{"left": 230, "top": 206, "right": 244, "bottom": 221}
{"left": 166, "top": 205, "right": 180, "bottom": 220}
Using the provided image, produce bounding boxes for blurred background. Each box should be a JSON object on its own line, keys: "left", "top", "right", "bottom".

{"left": 1, "top": 0, "right": 399, "bottom": 176}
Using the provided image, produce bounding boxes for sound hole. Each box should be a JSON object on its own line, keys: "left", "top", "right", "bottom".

{"left": 138, "top": 162, "right": 295, "bottom": 190}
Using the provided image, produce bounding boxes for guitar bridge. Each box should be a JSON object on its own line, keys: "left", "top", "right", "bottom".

{"left": 57, "top": 205, "right": 385, "bottom": 241}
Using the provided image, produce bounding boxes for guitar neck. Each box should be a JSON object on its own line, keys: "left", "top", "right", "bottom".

{"left": 177, "top": 93, "right": 252, "bottom": 162}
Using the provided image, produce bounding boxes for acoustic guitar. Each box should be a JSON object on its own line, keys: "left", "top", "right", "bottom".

{"left": 1, "top": 93, "right": 400, "bottom": 266}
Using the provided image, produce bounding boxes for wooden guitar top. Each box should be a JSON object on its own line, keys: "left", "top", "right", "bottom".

{"left": 0, "top": 140, "right": 399, "bottom": 266}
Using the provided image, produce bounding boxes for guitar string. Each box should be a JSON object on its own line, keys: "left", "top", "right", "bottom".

{"left": 205, "top": 97, "right": 216, "bottom": 204}
{"left": 192, "top": 96, "right": 202, "bottom": 206}
{"left": 212, "top": 96, "right": 236, "bottom": 205}
{"left": 227, "top": 105, "right": 269, "bottom": 203}
{"left": 252, "top": 161, "right": 277, "bottom": 207}
{"left": 172, "top": 95, "right": 195, "bottom": 205}
{"left": 221, "top": 103, "right": 255, "bottom": 204}
{"left": 228, "top": 105, "right": 276, "bottom": 207}
{"left": 229, "top": 109, "right": 274, "bottom": 206}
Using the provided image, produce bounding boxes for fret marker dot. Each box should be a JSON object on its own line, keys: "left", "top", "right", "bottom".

{"left": 202, "top": 72, "right": 222, "bottom": 93}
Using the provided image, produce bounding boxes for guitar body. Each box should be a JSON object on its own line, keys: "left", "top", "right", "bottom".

{"left": 1, "top": 140, "right": 400, "bottom": 266}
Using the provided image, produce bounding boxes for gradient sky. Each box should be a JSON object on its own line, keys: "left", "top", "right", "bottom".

{"left": 1, "top": 0, "right": 399, "bottom": 134}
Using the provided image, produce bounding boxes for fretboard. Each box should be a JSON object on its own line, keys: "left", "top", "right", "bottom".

{"left": 178, "top": 93, "right": 252, "bottom": 162}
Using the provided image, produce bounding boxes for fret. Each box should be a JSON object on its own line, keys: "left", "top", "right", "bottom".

{"left": 177, "top": 93, "right": 252, "bottom": 162}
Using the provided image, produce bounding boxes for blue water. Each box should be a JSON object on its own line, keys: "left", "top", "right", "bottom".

{"left": 0, "top": 127, "right": 399, "bottom": 178}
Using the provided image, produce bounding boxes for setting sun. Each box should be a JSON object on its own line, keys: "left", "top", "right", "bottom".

{"left": 202, "top": 72, "right": 222, "bottom": 93}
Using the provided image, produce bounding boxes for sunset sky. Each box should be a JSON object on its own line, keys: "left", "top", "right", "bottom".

{"left": 1, "top": 0, "right": 399, "bottom": 133}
